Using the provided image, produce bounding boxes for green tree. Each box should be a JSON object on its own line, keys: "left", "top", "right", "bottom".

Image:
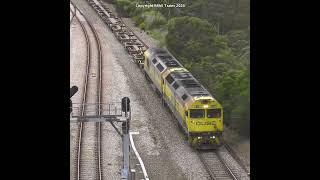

{"left": 114, "top": 0, "right": 134, "bottom": 17}
{"left": 166, "top": 16, "right": 226, "bottom": 58}
{"left": 112, "top": 0, "right": 251, "bottom": 138}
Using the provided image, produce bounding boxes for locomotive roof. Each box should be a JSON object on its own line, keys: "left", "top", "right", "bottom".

{"left": 149, "top": 48, "right": 182, "bottom": 68}
{"left": 148, "top": 48, "right": 214, "bottom": 102}
{"left": 170, "top": 70, "right": 211, "bottom": 97}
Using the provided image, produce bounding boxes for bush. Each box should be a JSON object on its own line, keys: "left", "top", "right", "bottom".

{"left": 114, "top": 0, "right": 136, "bottom": 17}
{"left": 139, "top": 11, "right": 167, "bottom": 30}
{"left": 138, "top": 22, "right": 146, "bottom": 31}
{"left": 166, "top": 16, "right": 222, "bottom": 57}
{"left": 149, "top": 29, "right": 167, "bottom": 47}
{"left": 114, "top": 0, "right": 250, "bottom": 138}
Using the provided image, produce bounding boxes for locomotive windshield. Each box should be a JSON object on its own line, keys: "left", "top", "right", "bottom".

{"left": 190, "top": 109, "right": 205, "bottom": 118}
{"left": 207, "top": 109, "right": 221, "bottom": 118}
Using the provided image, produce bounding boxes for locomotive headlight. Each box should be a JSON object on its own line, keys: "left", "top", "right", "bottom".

{"left": 197, "top": 137, "right": 202, "bottom": 139}
{"left": 203, "top": 105, "right": 209, "bottom": 108}
{"left": 210, "top": 136, "right": 215, "bottom": 139}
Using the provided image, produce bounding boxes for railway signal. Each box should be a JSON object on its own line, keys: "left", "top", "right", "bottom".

{"left": 70, "top": 86, "right": 78, "bottom": 114}
{"left": 121, "top": 97, "right": 130, "bottom": 135}
{"left": 69, "top": 96, "right": 133, "bottom": 180}
{"left": 121, "top": 97, "right": 130, "bottom": 113}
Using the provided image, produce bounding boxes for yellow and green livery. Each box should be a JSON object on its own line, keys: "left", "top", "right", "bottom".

{"left": 143, "top": 48, "right": 223, "bottom": 149}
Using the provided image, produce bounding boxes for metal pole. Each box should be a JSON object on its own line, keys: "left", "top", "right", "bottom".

{"left": 131, "top": 169, "right": 136, "bottom": 180}
{"left": 121, "top": 133, "right": 131, "bottom": 179}
{"left": 122, "top": 97, "right": 131, "bottom": 179}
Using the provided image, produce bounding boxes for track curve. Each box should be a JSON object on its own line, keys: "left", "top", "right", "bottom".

{"left": 70, "top": 2, "right": 103, "bottom": 180}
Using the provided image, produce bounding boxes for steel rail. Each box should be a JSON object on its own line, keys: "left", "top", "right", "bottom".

{"left": 71, "top": 2, "right": 103, "bottom": 179}
{"left": 224, "top": 143, "right": 250, "bottom": 176}
{"left": 70, "top": 4, "right": 76, "bottom": 24}
{"left": 216, "top": 151, "right": 238, "bottom": 180}
{"left": 73, "top": 3, "right": 104, "bottom": 179}
{"left": 118, "top": 17, "right": 149, "bottom": 49}
{"left": 70, "top": 6, "right": 91, "bottom": 180}
{"left": 80, "top": 9, "right": 103, "bottom": 180}
{"left": 198, "top": 150, "right": 239, "bottom": 180}
{"left": 81, "top": 1, "right": 250, "bottom": 180}
{"left": 198, "top": 152, "right": 217, "bottom": 180}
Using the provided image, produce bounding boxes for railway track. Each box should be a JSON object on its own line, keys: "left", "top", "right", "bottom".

{"left": 76, "top": 1, "right": 250, "bottom": 180}
{"left": 198, "top": 151, "right": 236, "bottom": 180}
{"left": 198, "top": 147, "right": 250, "bottom": 180}
{"left": 223, "top": 143, "right": 250, "bottom": 176}
{"left": 85, "top": 0, "right": 148, "bottom": 66}
{"left": 70, "top": 2, "right": 103, "bottom": 180}
{"left": 70, "top": 4, "right": 75, "bottom": 24}
{"left": 96, "top": 0, "right": 149, "bottom": 49}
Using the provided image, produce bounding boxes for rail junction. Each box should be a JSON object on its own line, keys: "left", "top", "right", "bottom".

{"left": 70, "top": 2, "right": 148, "bottom": 179}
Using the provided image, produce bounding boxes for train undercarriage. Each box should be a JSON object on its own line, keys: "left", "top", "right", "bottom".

{"left": 188, "top": 132, "right": 223, "bottom": 150}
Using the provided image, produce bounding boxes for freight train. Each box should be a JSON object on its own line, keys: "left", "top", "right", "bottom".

{"left": 86, "top": 0, "right": 223, "bottom": 149}
{"left": 143, "top": 48, "right": 223, "bottom": 149}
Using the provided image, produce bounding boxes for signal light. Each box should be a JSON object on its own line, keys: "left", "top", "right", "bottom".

{"left": 70, "top": 86, "right": 78, "bottom": 97}
{"left": 121, "top": 97, "right": 130, "bottom": 112}
{"left": 70, "top": 86, "right": 79, "bottom": 114}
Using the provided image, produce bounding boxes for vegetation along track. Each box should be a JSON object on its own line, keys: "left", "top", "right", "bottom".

{"left": 71, "top": 2, "right": 103, "bottom": 180}
{"left": 81, "top": 0, "right": 250, "bottom": 179}
{"left": 223, "top": 143, "right": 250, "bottom": 176}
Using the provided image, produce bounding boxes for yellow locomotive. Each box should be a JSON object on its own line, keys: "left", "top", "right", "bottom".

{"left": 143, "top": 48, "right": 223, "bottom": 149}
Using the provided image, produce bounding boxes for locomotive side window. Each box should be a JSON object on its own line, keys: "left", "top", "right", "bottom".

{"left": 152, "top": 58, "right": 157, "bottom": 64}
{"left": 172, "top": 82, "right": 179, "bottom": 89}
{"left": 156, "top": 63, "right": 164, "bottom": 72}
{"left": 190, "top": 109, "right": 205, "bottom": 118}
{"left": 165, "top": 74, "right": 174, "bottom": 84}
{"left": 207, "top": 109, "right": 221, "bottom": 118}
{"left": 182, "top": 94, "right": 188, "bottom": 101}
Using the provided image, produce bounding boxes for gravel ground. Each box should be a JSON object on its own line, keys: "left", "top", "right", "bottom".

{"left": 199, "top": 152, "right": 233, "bottom": 180}
{"left": 71, "top": 0, "right": 212, "bottom": 179}
{"left": 94, "top": 0, "right": 159, "bottom": 48}
{"left": 71, "top": 5, "right": 102, "bottom": 179}
{"left": 217, "top": 146, "right": 249, "bottom": 180}
{"left": 70, "top": 5, "right": 87, "bottom": 179}
{"left": 71, "top": 0, "right": 250, "bottom": 180}
{"left": 100, "top": 0, "right": 251, "bottom": 175}
{"left": 223, "top": 127, "right": 250, "bottom": 172}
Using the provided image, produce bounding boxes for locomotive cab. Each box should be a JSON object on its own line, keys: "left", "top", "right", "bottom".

{"left": 186, "top": 97, "right": 223, "bottom": 149}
